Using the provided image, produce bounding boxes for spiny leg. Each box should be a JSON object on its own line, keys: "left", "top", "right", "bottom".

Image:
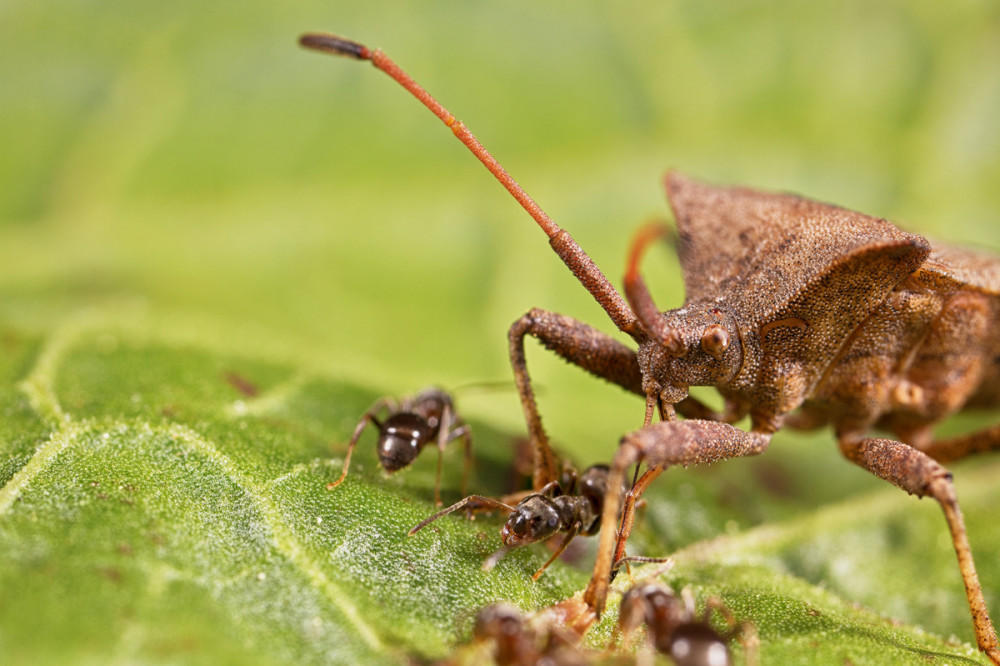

{"left": 838, "top": 435, "right": 1000, "bottom": 664}
{"left": 921, "top": 423, "right": 1000, "bottom": 464}
{"left": 509, "top": 308, "right": 644, "bottom": 489}
{"left": 584, "top": 420, "right": 772, "bottom": 615}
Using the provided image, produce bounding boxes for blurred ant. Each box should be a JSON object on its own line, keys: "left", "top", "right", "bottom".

{"left": 618, "top": 582, "right": 757, "bottom": 666}
{"left": 409, "top": 464, "right": 625, "bottom": 580}
{"left": 327, "top": 387, "right": 471, "bottom": 506}
{"left": 469, "top": 602, "right": 586, "bottom": 666}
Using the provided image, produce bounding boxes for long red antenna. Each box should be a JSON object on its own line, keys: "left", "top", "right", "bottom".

{"left": 299, "top": 32, "right": 639, "bottom": 336}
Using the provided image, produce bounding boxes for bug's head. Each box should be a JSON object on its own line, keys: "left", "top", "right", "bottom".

{"left": 636, "top": 302, "right": 743, "bottom": 402}
{"left": 624, "top": 225, "right": 743, "bottom": 403}
{"left": 500, "top": 495, "right": 561, "bottom": 546}
{"left": 376, "top": 413, "right": 430, "bottom": 472}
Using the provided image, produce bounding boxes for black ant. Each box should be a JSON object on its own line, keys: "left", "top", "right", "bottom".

{"left": 327, "top": 387, "right": 471, "bottom": 506}
{"left": 618, "top": 582, "right": 757, "bottom": 666}
{"left": 470, "top": 602, "right": 585, "bottom": 666}
{"left": 409, "top": 464, "right": 625, "bottom": 580}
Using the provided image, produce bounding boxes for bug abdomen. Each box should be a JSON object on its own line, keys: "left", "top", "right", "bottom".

{"left": 805, "top": 246, "right": 1000, "bottom": 443}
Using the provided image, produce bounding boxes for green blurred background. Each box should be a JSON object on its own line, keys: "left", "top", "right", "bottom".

{"left": 3, "top": 0, "right": 999, "bottom": 458}
{"left": 3, "top": 1, "right": 1000, "bottom": 662}
{"left": 4, "top": 0, "right": 1000, "bottom": 463}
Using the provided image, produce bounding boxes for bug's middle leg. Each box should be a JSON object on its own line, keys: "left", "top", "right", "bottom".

{"left": 919, "top": 423, "right": 1000, "bottom": 464}
{"left": 509, "top": 308, "right": 645, "bottom": 489}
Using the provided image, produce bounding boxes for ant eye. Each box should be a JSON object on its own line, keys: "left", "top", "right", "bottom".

{"left": 700, "top": 324, "right": 730, "bottom": 361}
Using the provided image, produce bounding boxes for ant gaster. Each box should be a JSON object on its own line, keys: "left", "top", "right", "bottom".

{"left": 409, "top": 464, "right": 625, "bottom": 580}
{"left": 618, "top": 583, "right": 756, "bottom": 666}
{"left": 328, "top": 388, "right": 471, "bottom": 506}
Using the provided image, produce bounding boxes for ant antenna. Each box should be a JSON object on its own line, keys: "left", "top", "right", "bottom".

{"left": 299, "top": 32, "right": 639, "bottom": 337}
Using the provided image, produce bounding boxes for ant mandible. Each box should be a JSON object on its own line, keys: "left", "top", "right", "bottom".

{"left": 408, "top": 464, "right": 625, "bottom": 580}
{"left": 328, "top": 388, "right": 471, "bottom": 506}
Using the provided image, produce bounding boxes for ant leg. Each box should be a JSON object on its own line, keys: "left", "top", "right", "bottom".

{"left": 584, "top": 420, "right": 771, "bottom": 616}
{"left": 509, "top": 308, "right": 644, "bottom": 490}
{"left": 531, "top": 522, "right": 582, "bottom": 581}
{"left": 702, "top": 597, "right": 759, "bottom": 666}
{"left": 921, "top": 423, "right": 1000, "bottom": 464}
{"left": 326, "top": 397, "right": 393, "bottom": 490}
{"left": 452, "top": 425, "right": 473, "bottom": 498}
{"left": 838, "top": 436, "right": 1000, "bottom": 664}
{"left": 408, "top": 495, "right": 515, "bottom": 536}
{"left": 430, "top": 403, "right": 458, "bottom": 506}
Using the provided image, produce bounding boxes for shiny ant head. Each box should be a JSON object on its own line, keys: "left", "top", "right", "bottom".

{"left": 500, "top": 495, "right": 561, "bottom": 546}
{"left": 376, "top": 413, "right": 432, "bottom": 472}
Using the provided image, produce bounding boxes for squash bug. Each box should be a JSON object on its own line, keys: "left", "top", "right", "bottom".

{"left": 299, "top": 32, "right": 1000, "bottom": 663}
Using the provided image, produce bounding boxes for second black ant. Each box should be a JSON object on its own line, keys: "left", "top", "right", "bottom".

{"left": 408, "top": 464, "right": 625, "bottom": 580}
{"left": 327, "top": 387, "right": 471, "bottom": 506}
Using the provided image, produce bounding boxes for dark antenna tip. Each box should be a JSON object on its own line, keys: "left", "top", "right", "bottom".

{"left": 299, "top": 32, "right": 371, "bottom": 60}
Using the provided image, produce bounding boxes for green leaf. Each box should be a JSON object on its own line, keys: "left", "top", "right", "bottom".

{"left": 2, "top": 1, "right": 999, "bottom": 664}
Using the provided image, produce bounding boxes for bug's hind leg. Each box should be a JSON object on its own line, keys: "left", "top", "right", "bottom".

{"left": 920, "top": 423, "right": 1000, "bottom": 464}
{"left": 838, "top": 435, "right": 1000, "bottom": 664}
{"left": 509, "top": 308, "right": 645, "bottom": 490}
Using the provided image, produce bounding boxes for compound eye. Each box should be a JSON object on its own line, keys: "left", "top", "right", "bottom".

{"left": 700, "top": 324, "right": 730, "bottom": 361}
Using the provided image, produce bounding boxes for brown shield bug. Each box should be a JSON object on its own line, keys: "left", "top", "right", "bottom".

{"left": 299, "top": 32, "right": 1000, "bottom": 663}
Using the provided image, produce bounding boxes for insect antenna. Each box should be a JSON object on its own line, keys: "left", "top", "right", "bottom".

{"left": 299, "top": 32, "right": 640, "bottom": 337}
{"left": 623, "top": 223, "right": 684, "bottom": 354}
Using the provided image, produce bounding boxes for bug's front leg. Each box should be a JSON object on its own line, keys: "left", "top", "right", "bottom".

{"left": 508, "top": 308, "right": 645, "bottom": 490}
{"left": 583, "top": 420, "right": 772, "bottom": 616}
{"left": 839, "top": 435, "right": 1000, "bottom": 664}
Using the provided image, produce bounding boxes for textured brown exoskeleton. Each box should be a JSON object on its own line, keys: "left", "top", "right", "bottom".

{"left": 299, "top": 32, "right": 1000, "bottom": 663}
